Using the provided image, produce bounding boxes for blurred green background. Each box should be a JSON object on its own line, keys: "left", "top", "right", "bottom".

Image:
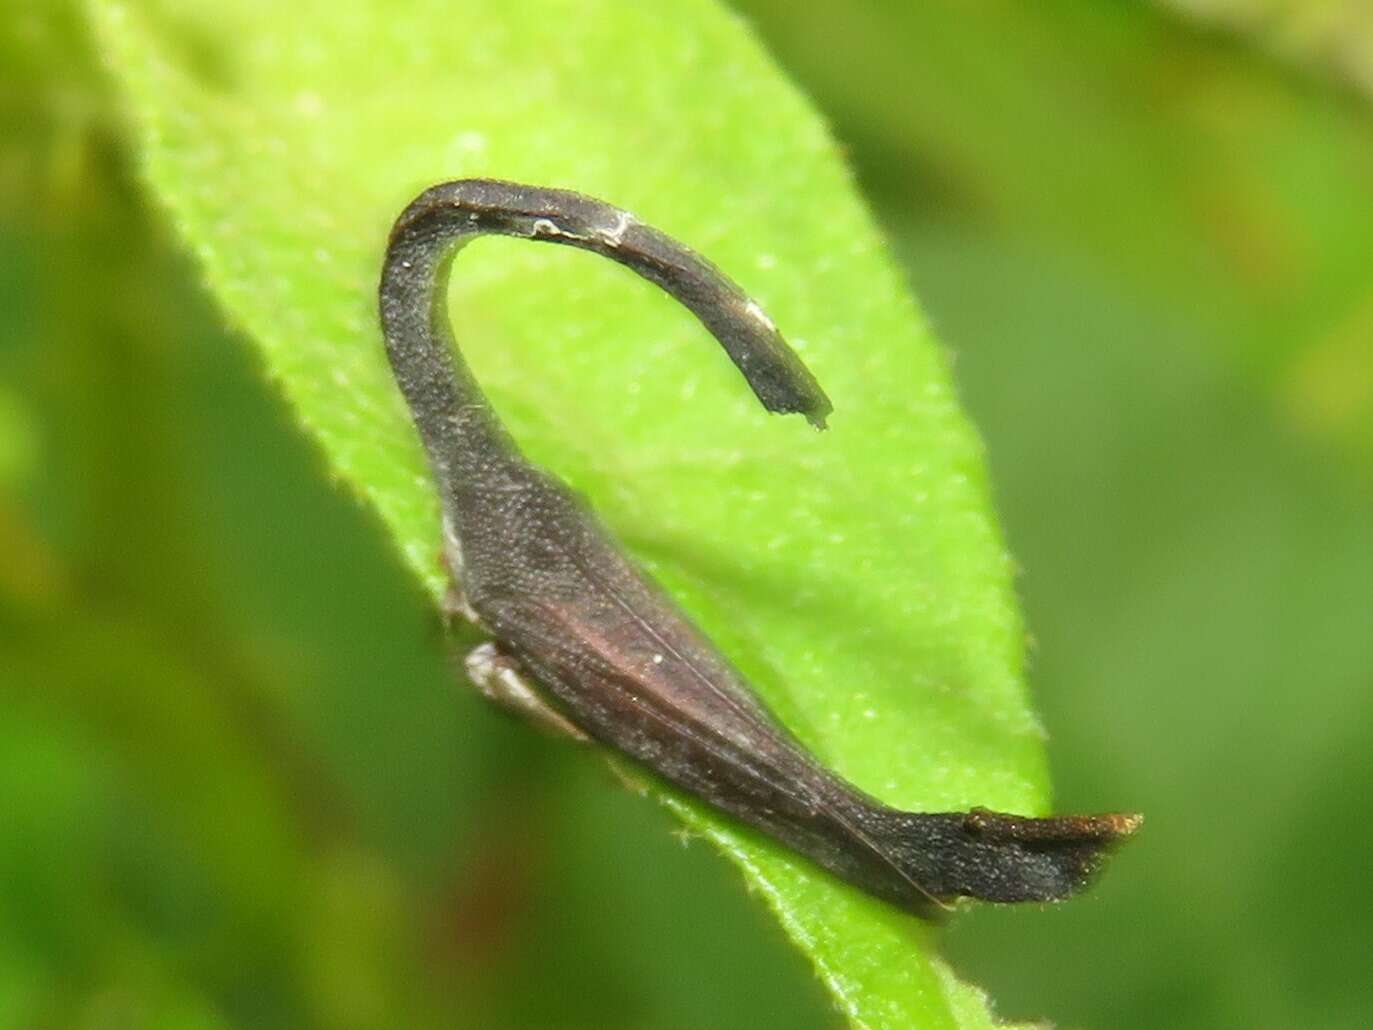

{"left": 3, "top": 1, "right": 1372, "bottom": 1028}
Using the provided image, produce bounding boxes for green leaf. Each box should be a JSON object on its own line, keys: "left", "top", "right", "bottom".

{"left": 90, "top": 0, "right": 1051, "bottom": 1024}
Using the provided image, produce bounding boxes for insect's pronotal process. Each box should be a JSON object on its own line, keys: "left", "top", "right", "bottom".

{"left": 379, "top": 178, "right": 1139, "bottom": 916}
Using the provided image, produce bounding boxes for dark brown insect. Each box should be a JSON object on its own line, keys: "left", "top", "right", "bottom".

{"left": 379, "top": 178, "right": 1139, "bottom": 916}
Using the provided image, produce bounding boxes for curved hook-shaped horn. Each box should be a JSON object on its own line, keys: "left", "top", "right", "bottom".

{"left": 379, "top": 178, "right": 830, "bottom": 506}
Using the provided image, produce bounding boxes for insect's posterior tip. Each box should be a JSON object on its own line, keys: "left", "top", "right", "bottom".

{"left": 963, "top": 807, "right": 1143, "bottom": 849}
{"left": 1108, "top": 811, "right": 1145, "bottom": 837}
{"left": 920, "top": 806, "right": 1144, "bottom": 905}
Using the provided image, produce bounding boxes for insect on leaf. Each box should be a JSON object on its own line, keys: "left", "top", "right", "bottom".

{"left": 93, "top": 0, "right": 1057, "bottom": 1025}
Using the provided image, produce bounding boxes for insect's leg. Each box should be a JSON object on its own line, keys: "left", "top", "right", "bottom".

{"left": 441, "top": 581, "right": 482, "bottom": 628}
{"left": 463, "top": 641, "right": 590, "bottom": 742}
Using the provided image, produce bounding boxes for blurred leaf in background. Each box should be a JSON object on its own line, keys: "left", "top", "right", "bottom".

{"left": 1158, "top": 0, "right": 1373, "bottom": 104}
{"left": 3, "top": 0, "right": 1372, "bottom": 1029}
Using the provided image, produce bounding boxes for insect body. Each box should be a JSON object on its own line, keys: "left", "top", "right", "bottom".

{"left": 379, "top": 179, "right": 1138, "bottom": 915}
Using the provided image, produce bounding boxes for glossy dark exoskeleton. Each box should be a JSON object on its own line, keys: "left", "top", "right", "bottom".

{"left": 379, "top": 179, "right": 1138, "bottom": 915}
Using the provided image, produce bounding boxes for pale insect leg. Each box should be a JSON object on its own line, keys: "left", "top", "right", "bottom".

{"left": 463, "top": 641, "right": 590, "bottom": 742}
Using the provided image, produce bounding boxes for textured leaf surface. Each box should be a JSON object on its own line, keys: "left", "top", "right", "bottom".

{"left": 91, "top": 0, "right": 1050, "bottom": 1024}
